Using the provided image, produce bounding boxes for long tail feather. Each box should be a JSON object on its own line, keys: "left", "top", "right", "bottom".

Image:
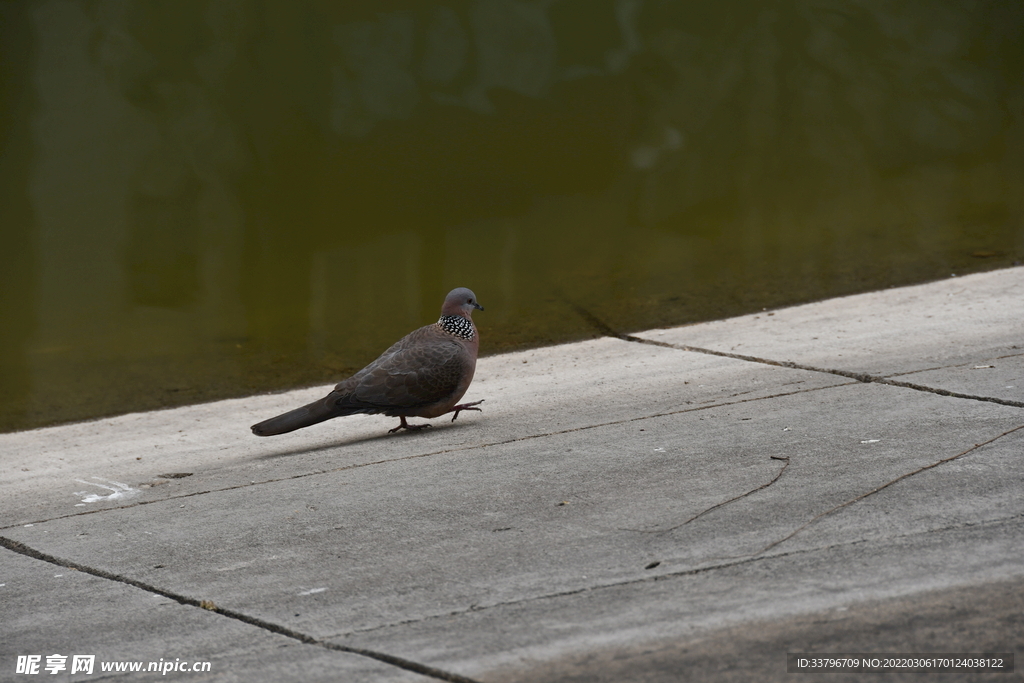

{"left": 251, "top": 397, "right": 343, "bottom": 436}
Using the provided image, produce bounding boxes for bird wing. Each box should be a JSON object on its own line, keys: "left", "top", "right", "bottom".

{"left": 333, "top": 327, "right": 468, "bottom": 412}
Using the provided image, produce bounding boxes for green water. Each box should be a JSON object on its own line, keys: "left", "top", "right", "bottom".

{"left": 1, "top": 1, "right": 1022, "bottom": 433}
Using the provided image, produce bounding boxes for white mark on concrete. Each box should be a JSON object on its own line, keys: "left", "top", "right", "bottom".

{"left": 215, "top": 561, "right": 253, "bottom": 572}
{"left": 860, "top": 439, "right": 881, "bottom": 444}
{"left": 73, "top": 478, "right": 141, "bottom": 504}
{"left": 297, "top": 587, "right": 327, "bottom": 596}
{"left": 23, "top": 524, "right": 33, "bottom": 527}
{"left": 653, "top": 448, "right": 666, "bottom": 453}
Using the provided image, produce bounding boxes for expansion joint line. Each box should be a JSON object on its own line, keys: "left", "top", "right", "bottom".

{"left": 630, "top": 335, "right": 1024, "bottom": 409}
{"left": 0, "top": 536, "right": 481, "bottom": 683}
{"left": 569, "top": 301, "right": 1024, "bottom": 409}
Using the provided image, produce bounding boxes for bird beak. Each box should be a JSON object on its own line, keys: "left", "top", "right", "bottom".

{"left": 475, "top": 303, "right": 484, "bottom": 311}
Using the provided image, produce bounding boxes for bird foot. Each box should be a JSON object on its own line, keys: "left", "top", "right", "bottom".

{"left": 388, "top": 416, "right": 432, "bottom": 434}
{"left": 451, "top": 400, "right": 484, "bottom": 422}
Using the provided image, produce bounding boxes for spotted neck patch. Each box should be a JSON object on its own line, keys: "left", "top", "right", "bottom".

{"left": 437, "top": 314, "right": 475, "bottom": 340}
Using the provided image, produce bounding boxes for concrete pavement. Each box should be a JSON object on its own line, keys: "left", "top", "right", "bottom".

{"left": 2, "top": 267, "right": 1022, "bottom": 682}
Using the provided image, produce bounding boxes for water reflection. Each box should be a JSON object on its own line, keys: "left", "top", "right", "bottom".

{"left": 1, "top": 0, "right": 1021, "bottom": 432}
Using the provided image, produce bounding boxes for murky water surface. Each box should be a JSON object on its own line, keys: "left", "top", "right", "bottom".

{"left": 1, "top": 1, "right": 1022, "bottom": 432}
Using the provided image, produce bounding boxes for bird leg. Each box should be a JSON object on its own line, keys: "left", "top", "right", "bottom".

{"left": 450, "top": 400, "right": 484, "bottom": 422}
{"left": 388, "top": 416, "right": 432, "bottom": 434}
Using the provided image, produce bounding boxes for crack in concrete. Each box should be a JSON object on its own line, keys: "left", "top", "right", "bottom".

{"left": 327, "top": 553, "right": 782, "bottom": 640}
{"left": 2, "top": 381, "right": 851, "bottom": 531}
{"left": 0, "top": 535, "right": 483, "bottom": 683}
{"left": 751, "top": 423, "right": 1024, "bottom": 555}
{"left": 883, "top": 351, "right": 1024, "bottom": 379}
{"left": 622, "top": 456, "right": 791, "bottom": 534}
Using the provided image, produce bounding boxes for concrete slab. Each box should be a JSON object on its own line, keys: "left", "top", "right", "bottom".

{"left": 2, "top": 266, "right": 1022, "bottom": 682}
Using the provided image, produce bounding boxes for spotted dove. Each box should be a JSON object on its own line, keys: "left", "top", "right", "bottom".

{"left": 251, "top": 288, "right": 484, "bottom": 436}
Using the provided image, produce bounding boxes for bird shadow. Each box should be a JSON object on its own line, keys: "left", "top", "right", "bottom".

{"left": 249, "top": 418, "right": 477, "bottom": 461}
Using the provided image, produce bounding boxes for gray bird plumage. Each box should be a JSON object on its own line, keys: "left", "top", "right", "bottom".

{"left": 251, "top": 288, "right": 484, "bottom": 436}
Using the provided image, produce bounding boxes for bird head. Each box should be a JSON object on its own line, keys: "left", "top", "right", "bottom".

{"left": 442, "top": 288, "right": 484, "bottom": 318}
